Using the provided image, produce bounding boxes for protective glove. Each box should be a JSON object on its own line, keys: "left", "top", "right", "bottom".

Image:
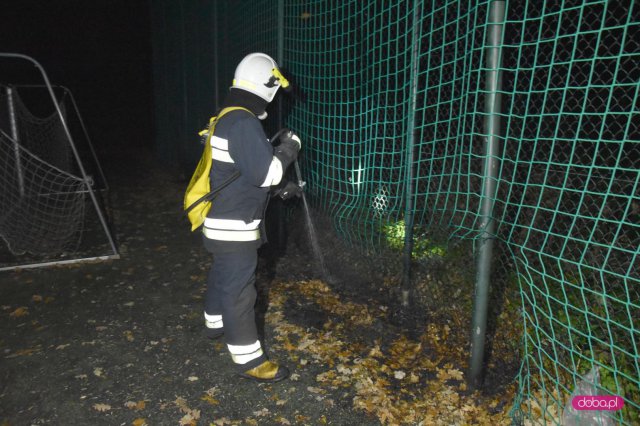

{"left": 273, "top": 180, "right": 303, "bottom": 200}
{"left": 274, "top": 130, "right": 301, "bottom": 169}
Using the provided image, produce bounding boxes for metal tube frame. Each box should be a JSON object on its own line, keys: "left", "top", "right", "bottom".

{"left": 0, "top": 53, "right": 120, "bottom": 271}
{"left": 469, "top": 0, "right": 506, "bottom": 389}
{"left": 6, "top": 86, "right": 25, "bottom": 196}
{"left": 13, "top": 84, "right": 109, "bottom": 191}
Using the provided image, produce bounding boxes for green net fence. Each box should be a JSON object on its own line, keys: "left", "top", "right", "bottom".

{"left": 157, "top": 0, "right": 640, "bottom": 423}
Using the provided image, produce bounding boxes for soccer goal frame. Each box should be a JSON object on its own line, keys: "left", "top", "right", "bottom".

{"left": 0, "top": 53, "right": 119, "bottom": 271}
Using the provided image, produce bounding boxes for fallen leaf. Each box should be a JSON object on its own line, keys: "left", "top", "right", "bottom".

{"left": 6, "top": 345, "right": 43, "bottom": 358}
{"left": 205, "top": 386, "right": 219, "bottom": 397}
{"left": 175, "top": 397, "right": 200, "bottom": 425}
{"left": 368, "top": 345, "right": 383, "bottom": 358}
{"left": 201, "top": 394, "right": 219, "bottom": 405}
{"left": 295, "top": 415, "right": 310, "bottom": 423}
{"left": 93, "top": 367, "right": 104, "bottom": 377}
{"left": 298, "top": 337, "right": 315, "bottom": 350}
{"left": 132, "top": 419, "right": 147, "bottom": 426}
{"left": 253, "top": 408, "right": 270, "bottom": 417}
{"left": 125, "top": 400, "right": 146, "bottom": 410}
{"left": 179, "top": 413, "right": 198, "bottom": 426}
{"left": 447, "top": 368, "right": 464, "bottom": 380}
{"left": 175, "top": 396, "right": 188, "bottom": 411}
{"left": 9, "top": 307, "right": 28, "bottom": 317}
{"left": 93, "top": 403, "right": 111, "bottom": 412}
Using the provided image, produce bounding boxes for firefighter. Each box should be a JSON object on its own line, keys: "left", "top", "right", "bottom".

{"left": 202, "top": 52, "right": 301, "bottom": 382}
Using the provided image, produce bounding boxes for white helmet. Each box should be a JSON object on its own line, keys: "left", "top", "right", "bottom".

{"left": 232, "top": 52, "right": 290, "bottom": 103}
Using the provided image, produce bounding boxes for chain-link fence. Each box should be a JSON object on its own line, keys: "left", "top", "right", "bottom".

{"left": 152, "top": 0, "right": 639, "bottom": 423}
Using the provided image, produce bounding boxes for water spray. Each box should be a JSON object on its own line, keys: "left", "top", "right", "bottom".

{"left": 271, "top": 129, "right": 331, "bottom": 282}
{"left": 293, "top": 159, "right": 306, "bottom": 193}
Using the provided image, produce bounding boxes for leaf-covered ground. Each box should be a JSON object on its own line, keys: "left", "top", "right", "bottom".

{"left": 0, "top": 146, "right": 519, "bottom": 425}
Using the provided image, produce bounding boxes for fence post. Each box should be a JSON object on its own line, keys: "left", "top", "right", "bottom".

{"left": 275, "top": 0, "right": 287, "bottom": 250}
{"left": 212, "top": 1, "right": 219, "bottom": 109}
{"left": 277, "top": 0, "right": 285, "bottom": 129}
{"left": 401, "top": 0, "right": 422, "bottom": 307}
{"left": 469, "top": 0, "right": 505, "bottom": 389}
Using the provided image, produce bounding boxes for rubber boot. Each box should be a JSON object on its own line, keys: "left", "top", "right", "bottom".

{"left": 237, "top": 360, "right": 290, "bottom": 383}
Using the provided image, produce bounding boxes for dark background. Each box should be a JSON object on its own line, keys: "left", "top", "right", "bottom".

{"left": 0, "top": 0, "right": 154, "bottom": 158}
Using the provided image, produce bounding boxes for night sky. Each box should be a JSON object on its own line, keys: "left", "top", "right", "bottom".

{"left": 0, "top": 0, "right": 154, "bottom": 158}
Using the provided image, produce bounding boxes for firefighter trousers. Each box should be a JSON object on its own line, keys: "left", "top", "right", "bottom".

{"left": 204, "top": 249, "right": 265, "bottom": 368}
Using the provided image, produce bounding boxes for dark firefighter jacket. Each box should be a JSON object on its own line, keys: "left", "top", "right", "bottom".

{"left": 202, "top": 109, "right": 284, "bottom": 253}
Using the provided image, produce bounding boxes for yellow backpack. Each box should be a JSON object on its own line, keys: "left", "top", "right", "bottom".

{"left": 184, "top": 107, "right": 250, "bottom": 231}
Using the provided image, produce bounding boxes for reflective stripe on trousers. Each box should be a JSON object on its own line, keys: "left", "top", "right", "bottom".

{"left": 227, "top": 340, "right": 263, "bottom": 364}
{"left": 204, "top": 312, "right": 223, "bottom": 329}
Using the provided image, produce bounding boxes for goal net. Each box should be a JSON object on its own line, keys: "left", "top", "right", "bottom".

{"left": 0, "top": 80, "right": 118, "bottom": 270}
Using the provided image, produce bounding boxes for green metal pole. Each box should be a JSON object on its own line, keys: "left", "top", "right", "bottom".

{"left": 401, "top": 0, "right": 422, "bottom": 307}
{"left": 277, "top": 0, "right": 285, "bottom": 128}
{"left": 212, "top": 0, "right": 219, "bottom": 109}
{"left": 276, "top": 0, "right": 287, "bottom": 250}
{"left": 469, "top": 0, "right": 505, "bottom": 389}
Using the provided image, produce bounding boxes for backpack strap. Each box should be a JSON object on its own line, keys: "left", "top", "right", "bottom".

{"left": 186, "top": 106, "right": 252, "bottom": 215}
{"left": 198, "top": 106, "right": 252, "bottom": 138}
{"left": 184, "top": 169, "right": 240, "bottom": 215}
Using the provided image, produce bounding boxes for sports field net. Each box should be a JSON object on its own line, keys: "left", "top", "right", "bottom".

{"left": 207, "top": 1, "right": 639, "bottom": 423}
{"left": 0, "top": 84, "right": 116, "bottom": 269}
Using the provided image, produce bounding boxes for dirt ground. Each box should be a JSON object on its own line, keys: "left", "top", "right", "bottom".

{"left": 0, "top": 145, "right": 519, "bottom": 425}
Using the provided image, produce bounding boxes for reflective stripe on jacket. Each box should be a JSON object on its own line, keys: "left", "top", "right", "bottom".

{"left": 203, "top": 218, "right": 261, "bottom": 241}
